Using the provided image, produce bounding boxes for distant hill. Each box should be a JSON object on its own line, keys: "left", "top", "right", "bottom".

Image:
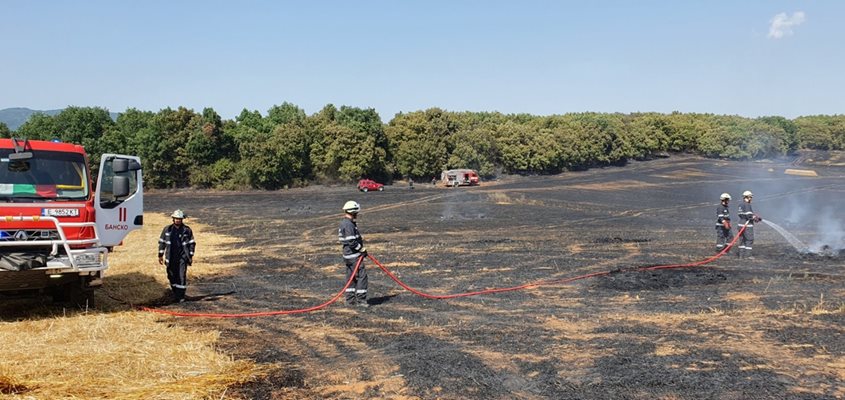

{"left": 0, "top": 107, "right": 119, "bottom": 131}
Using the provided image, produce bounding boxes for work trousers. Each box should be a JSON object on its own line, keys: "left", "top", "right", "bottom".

{"left": 344, "top": 257, "right": 368, "bottom": 304}
{"left": 738, "top": 225, "right": 754, "bottom": 257}
{"left": 166, "top": 254, "right": 189, "bottom": 301}
{"left": 716, "top": 227, "right": 734, "bottom": 252}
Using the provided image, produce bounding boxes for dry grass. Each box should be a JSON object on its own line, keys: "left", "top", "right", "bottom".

{"left": 0, "top": 213, "right": 267, "bottom": 400}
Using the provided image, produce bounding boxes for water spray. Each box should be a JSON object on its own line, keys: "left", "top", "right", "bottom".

{"left": 760, "top": 219, "right": 809, "bottom": 253}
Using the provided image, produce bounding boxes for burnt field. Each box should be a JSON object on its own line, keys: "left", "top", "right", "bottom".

{"left": 146, "top": 155, "right": 844, "bottom": 399}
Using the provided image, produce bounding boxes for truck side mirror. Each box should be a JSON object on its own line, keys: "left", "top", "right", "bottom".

{"left": 113, "top": 176, "right": 130, "bottom": 198}
{"left": 113, "top": 159, "right": 129, "bottom": 173}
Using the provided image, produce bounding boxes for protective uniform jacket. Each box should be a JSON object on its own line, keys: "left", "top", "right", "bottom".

{"left": 158, "top": 224, "right": 196, "bottom": 265}
{"left": 338, "top": 218, "right": 364, "bottom": 260}
{"left": 738, "top": 202, "right": 755, "bottom": 227}
{"left": 716, "top": 204, "right": 731, "bottom": 229}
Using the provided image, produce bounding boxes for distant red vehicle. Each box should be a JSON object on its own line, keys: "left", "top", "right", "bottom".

{"left": 357, "top": 179, "right": 384, "bottom": 192}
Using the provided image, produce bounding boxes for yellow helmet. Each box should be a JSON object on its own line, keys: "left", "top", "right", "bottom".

{"left": 171, "top": 209, "right": 186, "bottom": 219}
{"left": 742, "top": 190, "right": 753, "bottom": 198}
{"left": 342, "top": 201, "right": 360, "bottom": 214}
{"left": 720, "top": 193, "right": 731, "bottom": 201}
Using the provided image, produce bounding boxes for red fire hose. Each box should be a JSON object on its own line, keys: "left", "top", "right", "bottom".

{"left": 142, "top": 226, "right": 746, "bottom": 318}
{"left": 141, "top": 256, "right": 364, "bottom": 318}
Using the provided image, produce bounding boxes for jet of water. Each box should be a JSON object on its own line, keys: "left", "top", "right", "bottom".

{"left": 761, "top": 219, "right": 809, "bottom": 253}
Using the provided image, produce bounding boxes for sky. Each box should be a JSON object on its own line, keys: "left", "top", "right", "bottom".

{"left": 2, "top": 1, "right": 843, "bottom": 122}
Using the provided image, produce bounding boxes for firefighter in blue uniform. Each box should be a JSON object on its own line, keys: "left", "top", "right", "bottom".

{"left": 338, "top": 201, "right": 369, "bottom": 307}
{"left": 715, "top": 193, "right": 733, "bottom": 252}
{"left": 737, "top": 190, "right": 761, "bottom": 258}
{"left": 158, "top": 210, "right": 196, "bottom": 302}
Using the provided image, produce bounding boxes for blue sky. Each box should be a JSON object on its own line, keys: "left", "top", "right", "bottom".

{"left": 2, "top": 1, "right": 842, "bottom": 121}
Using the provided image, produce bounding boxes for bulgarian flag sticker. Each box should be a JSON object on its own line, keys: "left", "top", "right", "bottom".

{"left": 0, "top": 184, "right": 57, "bottom": 196}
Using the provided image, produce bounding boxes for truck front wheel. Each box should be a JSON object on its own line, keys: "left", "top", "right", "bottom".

{"left": 51, "top": 277, "right": 95, "bottom": 309}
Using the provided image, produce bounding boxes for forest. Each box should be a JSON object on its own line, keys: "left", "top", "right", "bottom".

{"left": 2, "top": 104, "right": 843, "bottom": 189}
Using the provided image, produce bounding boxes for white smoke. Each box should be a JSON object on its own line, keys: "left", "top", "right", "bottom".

{"left": 768, "top": 11, "right": 806, "bottom": 39}
{"left": 767, "top": 189, "right": 845, "bottom": 254}
{"left": 807, "top": 208, "right": 845, "bottom": 253}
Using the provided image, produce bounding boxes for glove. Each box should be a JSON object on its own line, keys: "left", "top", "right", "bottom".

{"left": 753, "top": 215, "right": 762, "bottom": 223}
{"left": 359, "top": 247, "right": 367, "bottom": 256}
{"left": 722, "top": 221, "right": 731, "bottom": 230}
{"left": 158, "top": 255, "right": 163, "bottom": 265}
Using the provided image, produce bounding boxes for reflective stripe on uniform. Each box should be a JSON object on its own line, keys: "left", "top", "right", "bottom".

{"left": 345, "top": 288, "right": 355, "bottom": 292}
{"left": 344, "top": 253, "right": 361, "bottom": 259}
{"left": 171, "top": 284, "right": 186, "bottom": 289}
{"left": 356, "top": 289, "right": 367, "bottom": 294}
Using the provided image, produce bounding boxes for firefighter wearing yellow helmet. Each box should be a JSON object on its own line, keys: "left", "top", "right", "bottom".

{"left": 737, "top": 190, "right": 761, "bottom": 258}
{"left": 715, "top": 193, "right": 734, "bottom": 252}
{"left": 338, "top": 200, "right": 369, "bottom": 307}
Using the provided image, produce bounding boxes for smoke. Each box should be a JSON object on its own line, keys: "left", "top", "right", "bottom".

{"left": 768, "top": 11, "right": 806, "bottom": 39}
{"left": 763, "top": 188, "right": 845, "bottom": 255}
{"left": 807, "top": 208, "right": 845, "bottom": 253}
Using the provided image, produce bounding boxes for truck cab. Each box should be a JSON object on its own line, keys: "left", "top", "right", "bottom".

{"left": 0, "top": 138, "right": 143, "bottom": 307}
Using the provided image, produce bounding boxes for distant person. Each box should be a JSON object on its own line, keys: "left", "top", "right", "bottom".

{"left": 431, "top": 176, "right": 438, "bottom": 186}
{"left": 158, "top": 210, "right": 196, "bottom": 302}
{"left": 409, "top": 177, "right": 414, "bottom": 189}
{"left": 715, "top": 193, "right": 734, "bottom": 253}
{"left": 338, "top": 201, "right": 369, "bottom": 307}
{"left": 737, "top": 190, "right": 761, "bottom": 259}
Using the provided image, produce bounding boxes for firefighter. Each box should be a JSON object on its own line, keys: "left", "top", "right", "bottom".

{"left": 158, "top": 210, "right": 196, "bottom": 302}
{"left": 715, "top": 193, "right": 734, "bottom": 252}
{"left": 338, "top": 201, "right": 369, "bottom": 307}
{"left": 737, "top": 190, "right": 761, "bottom": 258}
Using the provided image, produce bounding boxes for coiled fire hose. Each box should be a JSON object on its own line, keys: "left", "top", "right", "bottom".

{"left": 142, "top": 225, "right": 747, "bottom": 318}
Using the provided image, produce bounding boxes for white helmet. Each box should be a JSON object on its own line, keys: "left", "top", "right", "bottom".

{"left": 720, "top": 193, "right": 731, "bottom": 201}
{"left": 171, "top": 209, "right": 186, "bottom": 219}
{"left": 342, "top": 201, "right": 360, "bottom": 214}
{"left": 742, "top": 190, "right": 753, "bottom": 198}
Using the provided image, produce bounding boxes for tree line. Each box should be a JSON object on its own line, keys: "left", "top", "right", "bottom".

{"left": 1, "top": 104, "right": 843, "bottom": 190}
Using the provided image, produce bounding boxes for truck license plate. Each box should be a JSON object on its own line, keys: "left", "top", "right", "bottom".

{"left": 43, "top": 208, "right": 80, "bottom": 217}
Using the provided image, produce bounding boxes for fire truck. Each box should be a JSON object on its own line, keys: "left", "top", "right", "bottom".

{"left": 440, "top": 169, "right": 480, "bottom": 187}
{"left": 0, "top": 138, "right": 143, "bottom": 307}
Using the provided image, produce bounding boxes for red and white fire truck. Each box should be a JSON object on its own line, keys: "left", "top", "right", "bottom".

{"left": 0, "top": 138, "right": 143, "bottom": 307}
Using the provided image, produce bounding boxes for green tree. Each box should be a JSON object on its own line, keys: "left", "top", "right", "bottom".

{"left": 15, "top": 113, "right": 60, "bottom": 141}
{"left": 447, "top": 127, "right": 498, "bottom": 177}
{"left": 17, "top": 107, "right": 116, "bottom": 172}
{"left": 385, "top": 108, "right": 456, "bottom": 178}
{"left": 0, "top": 122, "right": 11, "bottom": 138}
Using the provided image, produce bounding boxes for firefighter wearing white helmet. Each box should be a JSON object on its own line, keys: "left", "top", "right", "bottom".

{"left": 715, "top": 193, "right": 734, "bottom": 252}
{"left": 158, "top": 209, "right": 196, "bottom": 302}
{"left": 737, "top": 190, "right": 761, "bottom": 258}
{"left": 338, "top": 200, "right": 369, "bottom": 307}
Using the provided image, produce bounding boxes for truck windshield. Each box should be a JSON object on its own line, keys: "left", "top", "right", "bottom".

{"left": 0, "top": 150, "right": 89, "bottom": 201}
